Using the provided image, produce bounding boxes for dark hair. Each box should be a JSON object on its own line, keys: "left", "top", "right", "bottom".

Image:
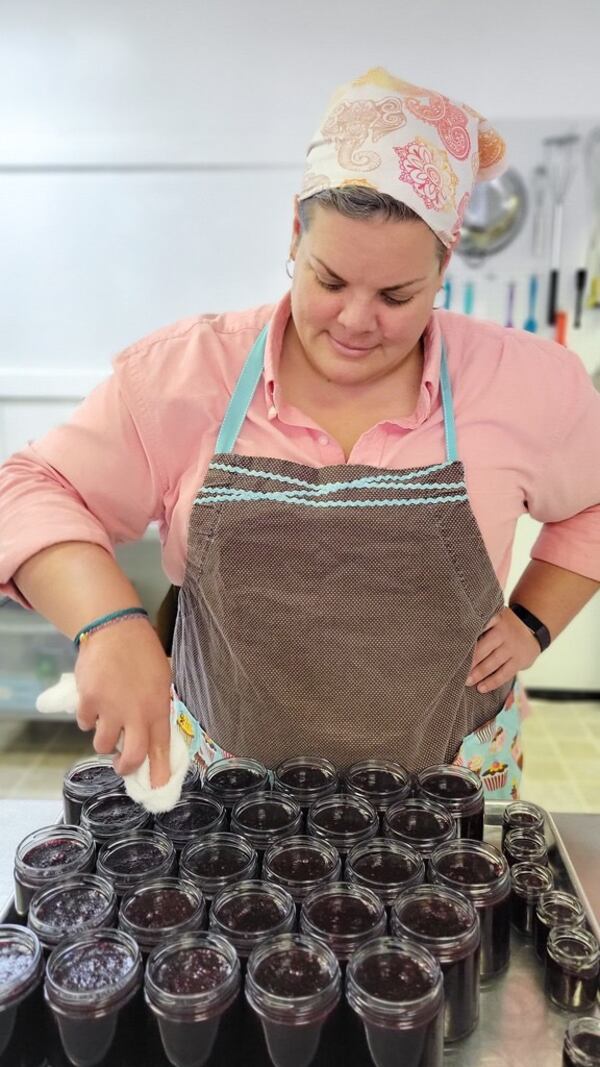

{"left": 298, "top": 186, "right": 447, "bottom": 267}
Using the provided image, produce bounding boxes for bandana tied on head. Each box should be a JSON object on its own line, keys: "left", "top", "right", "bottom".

{"left": 300, "top": 67, "right": 507, "bottom": 249}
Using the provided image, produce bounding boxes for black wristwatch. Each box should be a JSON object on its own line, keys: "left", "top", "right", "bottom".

{"left": 509, "top": 603, "right": 551, "bottom": 652}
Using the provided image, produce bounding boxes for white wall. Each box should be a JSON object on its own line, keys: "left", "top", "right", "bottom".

{"left": 1, "top": 1, "right": 599, "bottom": 687}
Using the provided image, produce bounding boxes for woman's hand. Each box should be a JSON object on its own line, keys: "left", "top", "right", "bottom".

{"left": 466, "top": 607, "right": 540, "bottom": 693}
{"left": 74, "top": 618, "right": 172, "bottom": 787}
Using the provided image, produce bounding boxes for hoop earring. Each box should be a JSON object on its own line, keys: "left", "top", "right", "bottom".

{"left": 285, "top": 258, "right": 295, "bottom": 280}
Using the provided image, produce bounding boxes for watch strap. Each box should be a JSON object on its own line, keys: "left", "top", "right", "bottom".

{"left": 509, "top": 603, "right": 551, "bottom": 652}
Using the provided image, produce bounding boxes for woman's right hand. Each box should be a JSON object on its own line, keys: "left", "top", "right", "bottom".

{"left": 74, "top": 617, "right": 173, "bottom": 787}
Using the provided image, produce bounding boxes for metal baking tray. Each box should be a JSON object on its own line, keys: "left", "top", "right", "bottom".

{"left": 1, "top": 801, "right": 598, "bottom": 1066}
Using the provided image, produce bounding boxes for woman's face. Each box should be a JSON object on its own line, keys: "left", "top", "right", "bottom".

{"left": 289, "top": 204, "right": 449, "bottom": 388}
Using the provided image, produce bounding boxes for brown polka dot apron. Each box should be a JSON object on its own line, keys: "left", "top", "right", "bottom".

{"left": 171, "top": 323, "right": 519, "bottom": 788}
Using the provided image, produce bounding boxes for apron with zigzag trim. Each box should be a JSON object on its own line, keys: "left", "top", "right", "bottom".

{"left": 171, "top": 322, "right": 520, "bottom": 786}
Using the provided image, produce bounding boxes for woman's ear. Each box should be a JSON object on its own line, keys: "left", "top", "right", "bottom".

{"left": 289, "top": 195, "right": 302, "bottom": 260}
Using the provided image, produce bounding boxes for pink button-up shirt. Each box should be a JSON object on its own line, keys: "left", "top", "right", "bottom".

{"left": 1, "top": 292, "right": 599, "bottom": 605}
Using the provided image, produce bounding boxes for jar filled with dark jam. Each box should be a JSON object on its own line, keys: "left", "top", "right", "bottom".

{"left": 44, "top": 928, "right": 143, "bottom": 1067}
{"left": 80, "top": 790, "right": 152, "bottom": 845}
{"left": 28, "top": 873, "right": 117, "bottom": 952}
{"left": 503, "top": 827, "right": 548, "bottom": 868}
{"left": 534, "top": 891, "right": 586, "bottom": 962}
{"left": 63, "top": 756, "right": 123, "bottom": 826}
{"left": 563, "top": 1017, "right": 600, "bottom": 1066}
{"left": 96, "top": 829, "right": 176, "bottom": 897}
{"left": 145, "top": 931, "right": 241, "bottom": 1067}
{"left": 180, "top": 759, "right": 203, "bottom": 794}
{"left": 307, "top": 795, "right": 379, "bottom": 856}
{"left": 346, "top": 936, "right": 444, "bottom": 1067}
{"left": 391, "top": 884, "right": 481, "bottom": 1043}
{"left": 345, "top": 840, "right": 425, "bottom": 908}
{"left": 154, "top": 794, "right": 227, "bottom": 852}
{"left": 246, "top": 933, "right": 341, "bottom": 1067}
{"left": 263, "top": 836, "right": 342, "bottom": 907}
{"left": 510, "top": 862, "right": 554, "bottom": 936}
{"left": 230, "top": 792, "right": 303, "bottom": 855}
{"left": 273, "top": 756, "right": 339, "bottom": 813}
{"left": 14, "top": 824, "right": 96, "bottom": 916}
{"left": 209, "top": 881, "right": 296, "bottom": 965}
{"left": 0, "top": 925, "right": 44, "bottom": 1058}
{"left": 203, "top": 758, "right": 270, "bottom": 813}
{"left": 545, "top": 926, "right": 600, "bottom": 1013}
{"left": 383, "top": 798, "right": 456, "bottom": 859}
{"left": 343, "top": 759, "right": 411, "bottom": 815}
{"left": 300, "top": 882, "right": 387, "bottom": 965}
{"left": 429, "top": 839, "right": 511, "bottom": 980}
{"left": 416, "top": 765, "right": 484, "bottom": 840}
{"left": 501, "top": 800, "right": 545, "bottom": 846}
{"left": 118, "top": 877, "right": 206, "bottom": 956}
{"left": 180, "top": 833, "right": 259, "bottom": 902}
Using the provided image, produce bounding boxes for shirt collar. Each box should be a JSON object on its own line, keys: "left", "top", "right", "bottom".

{"left": 263, "top": 291, "right": 443, "bottom": 429}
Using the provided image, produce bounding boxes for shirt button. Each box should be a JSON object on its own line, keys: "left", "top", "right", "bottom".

{"left": 267, "top": 405, "right": 277, "bottom": 420}
{"left": 318, "top": 434, "right": 329, "bottom": 446}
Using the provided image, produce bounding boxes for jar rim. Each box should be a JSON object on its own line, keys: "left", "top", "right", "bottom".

{"left": 15, "top": 824, "right": 95, "bottom": 877}
{"left": 145, "top": 931, "right": 241, "bottom": 1020}
{"left": 230, "top": 792, "right": 303, "bottom": 839}
{"left": 119, "top": 877, "right": 206, "bottom": 940}
{"left": 28, "top": 874, "right": 117, "bottom": 945}
{"left": 390, "top": 884, "right": 480, "bottom": 959}
{"left": 346, "top": 935, "right": 444, "bottom": 1028}
{"left": 245, "top": 933, "right": 341, "bottom": 1023}
{"left": 510, "top": 861, "right": 554, "bottom": 898}
{"left": 63, "top": 756, "right": 123, "bottom": 799}
{"left": 429, "top": 839, "right": 510, "bottom": 902}
{"left": 547, "top": 925, "right": 600, "bottom": 971}
{"left": 564, "top": 1016, "right": 600, "bottom": 1067}
{"left": 45, "top": 928, "right": 142, "bottom": 1014}
{"left": 300, "top": 881, "right": 387, "bottom": 958}
{"left": 0, "top": 925, "right": 44, "bottom": 1008}
{"left": 535, "top": 890, "right": 585, "bottom": 924}
{"left": 209, "top": 880, "right": 296, "bottom": 954}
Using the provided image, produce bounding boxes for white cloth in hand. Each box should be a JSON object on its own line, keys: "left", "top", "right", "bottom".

{"left": 36, "top": 673, "right": 190, "bottom": 813}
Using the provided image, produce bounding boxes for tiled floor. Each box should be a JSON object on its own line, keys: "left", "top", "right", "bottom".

{"left": 0, "top": 700, "right": 599, "bottom": 811}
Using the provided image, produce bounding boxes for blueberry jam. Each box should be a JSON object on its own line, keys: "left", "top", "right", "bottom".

{"left": 254, "top": 947, "right": 332, "bottom": 997}
{"left": 122, "top": 888, "right": 196, "bottom": 929}
{"left": 420, "top": 772, "right": 476, "bottom": 799}
{"left": 355, "top": 952, "right": 433, "bottom": 1001}
{"left": 436, "top": 852, "right": 500, "bottom": 885}
{"left": 22, "top": 839, "right": 84, "bottom": 870}
{"left": 400, "top": 896, "right": 470, "bottom": 938}
{"left": 217, "top": 896, "right": 284, "bottom": 933}
{"left": 35, "top": 887, "right": 109, "bottom": 934}
{"left": 279, "top": 767, "right": 330, "bottom": 790}
{"left": 105, "top": 842, "right": 164, "bottom": 874}
{"left": 234, "top": 800, "right": 295, "bottom": 831}
{"left": 185, "top": 844, "right": 249, "bottom": 879}
{"left": 269, "top": 847, "right": 331, "bottom": 882}
{"left": 154, "top": 947, "right": 232, "bottom": 995}
{"left": 306, "top": 895, "right": 380, "bottom": 936}
{"left": 52, "top": 939, "right": 134, "bottom": 992}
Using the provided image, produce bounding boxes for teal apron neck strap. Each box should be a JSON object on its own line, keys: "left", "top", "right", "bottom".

{"left": 215, "top": 324, "right": 458, "bottom": 463}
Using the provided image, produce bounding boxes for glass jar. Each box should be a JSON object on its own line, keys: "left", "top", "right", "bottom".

{"left": 118, "top": 877, "right": 206, "bottom": 956}
{"left": 181, "top": 760, "right": 203, "bottom": 794}
{"left": 429, "top": 839, "right": 511, "bottom": 979}
{"left": 145, "top": 931, "right": 241, "bottom": 1067}
{"left": 390, "top": 884, "right": 480, "bottom": 1043}
{"left": 179, "top": 833, "right": 259, "bottom": 902}
{"left": 45, "top": 928, "right": 143, "bottom": 1067}
{"left": 545, "top": 926, "right": 600, "bottom": 1013}
{"left": 63, "top": 756, "right": 123, "bottom": 826}
{"left": 346, "top": 936, "right": 444, "bottom": 1067}
{"left": 343, "top": 760, "right": 411, "bottom": 815}
{"left": 416, "top": 765, "right": 484, "bottom": 840}
{"left": 0, "top": 926, "right": 43, "bottom": 1058}
{"left": 28, "top": 874, "right": 117, "bottom": 952}
{"left": 230, "top": 792, "right": 303, "bottom": 854}
{"left": 307, "top": 795, "right": 378, "bottom": 856}
{"left": 154, "top": 795, "right": 227, "bottom": 852}
{"left": 300, "top": 883, "right": 387, "bottom": 965}
{"left": 96, "top": 829, "right": 176, "bottom": 897}
{"left": 563, "top": 1017, "right": 600, "bottom": 1066}
{"left": 80, "top": 790, "right": 152, "bottom": 845}
{"left": 263, "top": 836, "right": 342, "bottom": 906}
{"left": 345, "top": 840, "right": 425, "bottom": 908}
{"left": 209, "top": 881, "right": 296, "bottom": 965}
{"left": 510, "top": 862, "right": 554, "bottom": 936}
{"left": 273, "top": 756, "right": 339, "bottom": 812}
{"left": 503, "top": 827, "right": 548, "bottom": 868}
{"left": 13, "top": 824, "right": 96, "bottom": 916}
{"left": 501, "top": 800, "right": 545, "bottom": 846}
{"left": 246, "top": 933, "right": 341, "bottom": 1067}
{"left": 203, "top": 758, "right": 270, "bottom": 813}
{"left": 383, "top": 798, "right": 456, "bottom": 859}
{"left": 534, "top": 891, "right": 586, "bottom": 962}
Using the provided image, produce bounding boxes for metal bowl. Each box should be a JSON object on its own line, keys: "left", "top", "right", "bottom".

{"left": 456, "top": 168, "right": 528, "bottom": 261}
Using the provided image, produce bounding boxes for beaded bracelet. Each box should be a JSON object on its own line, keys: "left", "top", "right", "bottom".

{"left": 74, "top": 607, "right": 150, "bottom": 649}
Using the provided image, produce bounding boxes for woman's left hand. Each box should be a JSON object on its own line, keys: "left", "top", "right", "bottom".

{"left": 466, "top": 607, "right": 540, "bottom": 693}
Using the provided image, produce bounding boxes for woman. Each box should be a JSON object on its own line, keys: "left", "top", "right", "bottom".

{"left": 1, "top": 68, "right": 599, "bottom": 798}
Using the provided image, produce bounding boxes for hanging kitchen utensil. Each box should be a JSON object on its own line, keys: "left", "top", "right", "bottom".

{"left": 584, "top": 128, "right": 600, "bottom": 309}
{"left": 530, "top": 165, "right": 549, "bottom": 259}
{"left": 543, "top": 133, "right": 580, "bottom": 326}
{"left": 505, "top": 282, "right": 517, "bottom": 327}
{"left": 523, "top": 275, "right": 539, "bottom": 333}
{"left": 456, "top": 168, "right": 528, "bottom": 263}
{"left": 574, "top": 268, "right": 588, "bottom": 328}
{"left": 554, "top": 310, "right": 568, "bottom": 346}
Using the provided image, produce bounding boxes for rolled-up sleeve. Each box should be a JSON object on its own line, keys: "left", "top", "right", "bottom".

{"left": 528, "top": 348, "right": 600, "bottom": 580}
{"left": 0, "top": 368, "right": 165, "bottom": 605}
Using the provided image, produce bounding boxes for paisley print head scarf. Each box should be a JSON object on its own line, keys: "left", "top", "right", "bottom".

{"left": 299, "top": 67, "right": 507, "bottom": 249}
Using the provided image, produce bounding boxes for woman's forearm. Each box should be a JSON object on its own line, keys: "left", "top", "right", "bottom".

{"left": 14, "top": 542, "right": 144, "bottom": 640}
{"left": 509, "top": 559, "right": 600, "bottom": 641}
